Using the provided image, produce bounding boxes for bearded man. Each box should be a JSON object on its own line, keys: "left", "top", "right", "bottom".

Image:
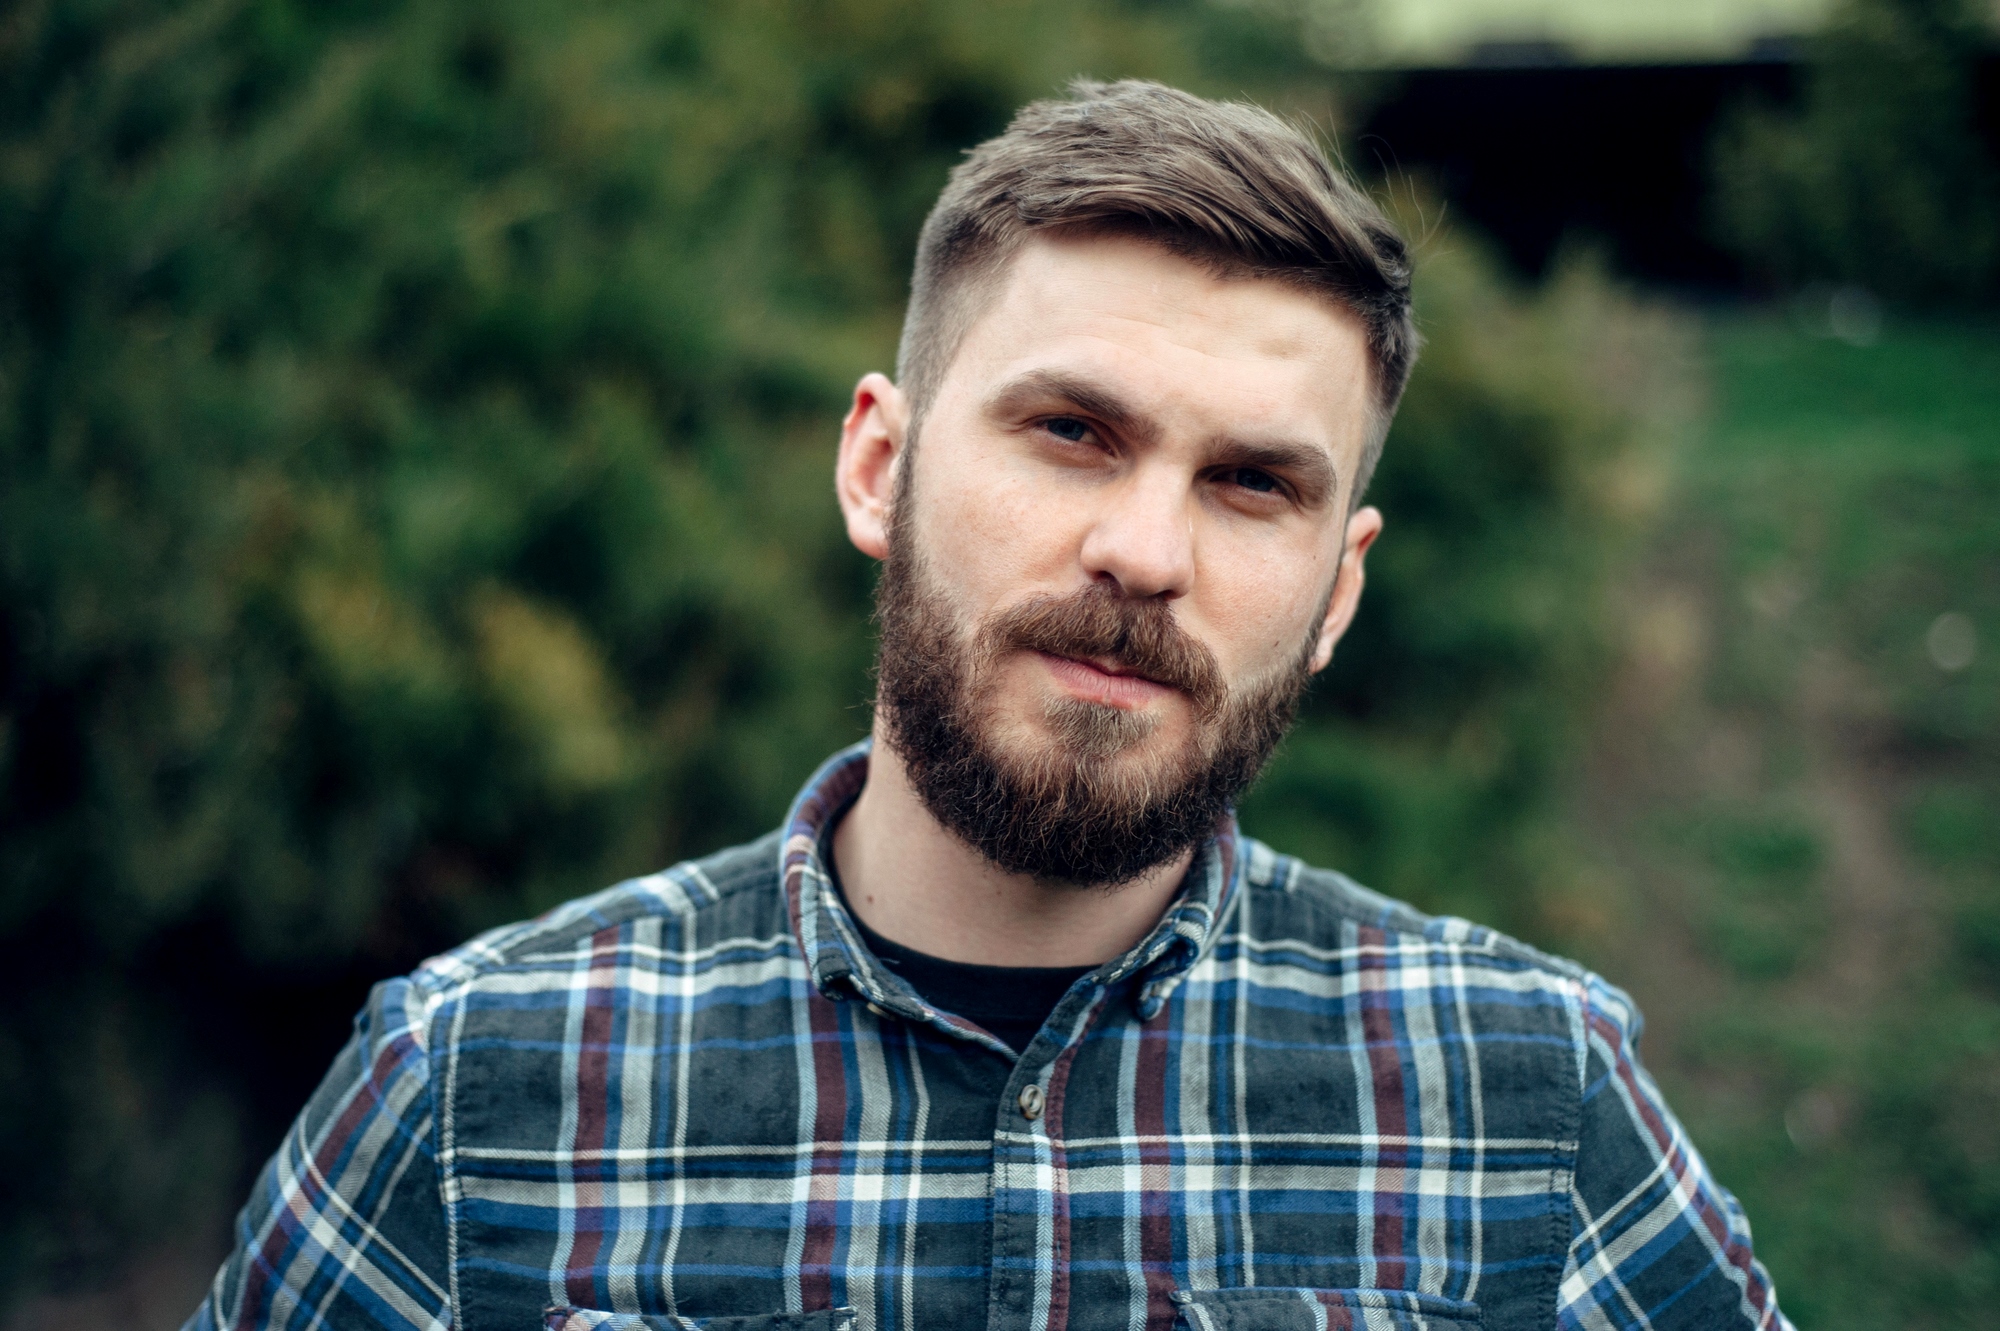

{"left": 189, "top": 81, "right": 1789, "bottom": 1331}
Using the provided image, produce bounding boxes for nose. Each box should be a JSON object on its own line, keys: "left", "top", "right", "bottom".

{"left": 1076, "top": 462, "right": 1195, "bottom": 600}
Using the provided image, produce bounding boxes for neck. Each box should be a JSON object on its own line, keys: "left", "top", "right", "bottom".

{"left": 830, "top": 727, "right": 1195, "bottom": 968}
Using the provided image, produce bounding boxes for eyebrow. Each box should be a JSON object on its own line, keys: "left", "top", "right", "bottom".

{"left": 1212, "top": 437, "right": 1338, "bottom": 508}
{"left": 983, "top": 369, "right": 1159, "bottom": 443}
{"left": 984, "top": 367, "right": 1343, "bottom": 508}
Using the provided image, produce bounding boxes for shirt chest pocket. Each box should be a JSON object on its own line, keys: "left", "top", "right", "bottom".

{"left": 544, "top": 1308, "right": 856, "bottom": 1331}
{"left": 1171, "top": 1288, "right": 1482, "bottom": 1331}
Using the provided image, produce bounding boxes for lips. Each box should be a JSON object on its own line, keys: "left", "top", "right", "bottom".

{"left": 1036, "top": 651, "right": 1178, "bottom": 710}
{"left": 976, "top": 582, "right": 1227, "bottom": 719}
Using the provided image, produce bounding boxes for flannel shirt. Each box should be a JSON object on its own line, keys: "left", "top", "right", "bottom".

{"left": 189, "top": 742, "right": 1790, "bottom": 1331}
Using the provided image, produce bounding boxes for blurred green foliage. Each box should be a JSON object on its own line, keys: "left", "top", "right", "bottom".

{"left": 1711, "top": 0, "right": 2000, "bottom": 304}
{"left": 1, "top": 0, "right": 1670, "bottom": 1312}
{"left": 1695, "top": 810, "right": 1826, "bottom": 981}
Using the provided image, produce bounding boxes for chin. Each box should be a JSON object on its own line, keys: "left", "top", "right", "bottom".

{"left": 1043, "top": 696, "right": 1166, "bottom": 759}
{"left": 979, "top": 696, "right": 1195, "bottom": 774}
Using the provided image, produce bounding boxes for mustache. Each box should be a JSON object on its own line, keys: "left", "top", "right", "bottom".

{"left": 976, "top": 584, "right": 1227, "bottom": 718}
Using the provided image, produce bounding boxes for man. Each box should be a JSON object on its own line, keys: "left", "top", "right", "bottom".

{"left": 190, "top": 81, "right": 1789, "bottom": 1331}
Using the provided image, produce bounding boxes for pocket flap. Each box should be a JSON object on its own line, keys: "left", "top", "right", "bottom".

{"left": 544, "top": 1307, "right": 857, "bottom": 1331}
{"left": 1171, "top": 1287, "right": 1481, "bottom": 1331}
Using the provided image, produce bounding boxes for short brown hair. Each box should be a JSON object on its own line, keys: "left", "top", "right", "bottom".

{"left": 896, "top": 79, "right": 1418, "bottom": 501}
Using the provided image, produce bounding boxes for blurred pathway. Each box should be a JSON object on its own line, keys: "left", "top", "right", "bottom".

{"left": 1574, "top": 310, "right": 2000, "bottom": 1331}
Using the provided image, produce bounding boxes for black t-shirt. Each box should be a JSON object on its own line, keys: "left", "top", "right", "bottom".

{"left": 822, "top": 815, "right": 1096, "bottom": 1053}
{"left": 846, "top": 911, "right": 1096, "bottom": 1054}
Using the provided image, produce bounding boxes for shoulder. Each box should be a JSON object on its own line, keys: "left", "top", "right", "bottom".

{"left": 404, "top": 828, "right": 786, "bottom": 1005}
{"left": 1237, "top": 834, "right": 1639, "bottom": 1053}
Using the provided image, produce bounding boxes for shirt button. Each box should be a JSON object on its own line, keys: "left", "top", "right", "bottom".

{"left": 865, "top": 1001, "right": 891, "bottom": 1019}
{"left": 1017, "top": 1084, "right": 1045, "bottom": 1121}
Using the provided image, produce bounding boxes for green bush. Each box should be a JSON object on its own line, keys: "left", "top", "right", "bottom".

{"left": 1246, "top": 240, "right": 1683, "bottom": 941}
{"left": 1710, "top": 0, "right": 2000, "bottom": 305}
{"left": 0, "top": 0, "right": 1659, "bottom": 1302}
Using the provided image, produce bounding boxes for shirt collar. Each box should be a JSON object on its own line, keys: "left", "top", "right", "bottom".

{"left": 781, "top": 739, "right": 1243, "bottom": 1020}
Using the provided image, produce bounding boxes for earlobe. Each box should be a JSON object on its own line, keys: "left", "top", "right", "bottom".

{"left": 835, "top": 373, "right": 908, "bottom": 562}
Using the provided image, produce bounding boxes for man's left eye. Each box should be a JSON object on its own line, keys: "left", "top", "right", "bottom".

{"left": 1044, "top": 416, "right": 1091, "bottom": 443}
{"left": 1228, "top": 467, "right": 1281, "bottom": 494}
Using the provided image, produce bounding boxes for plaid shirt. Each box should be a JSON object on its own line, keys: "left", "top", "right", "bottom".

{"left": 189, "top": 743, "right": 1789, "bottom": 1331}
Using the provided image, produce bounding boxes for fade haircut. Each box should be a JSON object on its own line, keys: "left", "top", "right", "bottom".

{"left": 895, "top": 78, "right": 1418, "bottom": 502}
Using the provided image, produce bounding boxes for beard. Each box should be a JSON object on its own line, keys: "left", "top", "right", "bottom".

{"left": 872, "top": 479, "right": 1321, "bottom": 888}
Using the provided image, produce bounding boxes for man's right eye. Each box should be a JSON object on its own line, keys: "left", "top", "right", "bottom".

{"left": 1043, "top": 416, "right": 1091, "bottom": 443}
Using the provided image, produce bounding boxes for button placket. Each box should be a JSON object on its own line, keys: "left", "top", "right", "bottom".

{"left": 989, "top": 1065, "right": 1053, "bottom": 1331}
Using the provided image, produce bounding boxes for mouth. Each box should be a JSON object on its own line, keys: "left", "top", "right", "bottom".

{"left": 1033, "top": 651, "right": 1179, "bottom": 711}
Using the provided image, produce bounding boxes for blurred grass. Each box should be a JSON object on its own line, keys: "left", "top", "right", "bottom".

{"left": 1579, "top": 306, "right": 2000, "bottom": 1329}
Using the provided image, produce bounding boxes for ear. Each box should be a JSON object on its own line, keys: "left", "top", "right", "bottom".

{"left": 835, "top": 372, "right": 909, "bottom": 561}
{"left": 1308, "top": 505, "right": 1383, "bottom": 673}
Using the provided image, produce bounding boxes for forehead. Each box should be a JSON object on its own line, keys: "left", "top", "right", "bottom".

{"left": 942, "top": 232, "right": 1375, "bottom": 446}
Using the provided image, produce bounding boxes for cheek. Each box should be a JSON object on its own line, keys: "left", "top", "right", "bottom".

{"left": 911, "top": 446, "right": 1088, "bottom": 605}
{"left": 1198, "top": 539, "right": 1336, "bottom": 674}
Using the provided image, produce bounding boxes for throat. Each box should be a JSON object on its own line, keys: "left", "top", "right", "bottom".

{"left": 829, "top": 733, "right": 1198, "bottom": 966}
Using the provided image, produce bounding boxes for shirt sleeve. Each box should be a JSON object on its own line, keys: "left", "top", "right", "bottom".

{"left": 1556, "top": 975, "right": 1792, "bottom": 1331}
{"left": 185, "top": 977, "right": 453, "bottom": 1331}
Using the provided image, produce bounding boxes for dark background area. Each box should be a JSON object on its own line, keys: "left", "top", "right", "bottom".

{"left": 1357, "top": 54, "right": 2000, "bottom": 289}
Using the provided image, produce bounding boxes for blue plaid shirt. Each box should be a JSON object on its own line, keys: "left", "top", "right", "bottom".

{"left": 189, "top": 743, "right": 1789, "bottom": 1331}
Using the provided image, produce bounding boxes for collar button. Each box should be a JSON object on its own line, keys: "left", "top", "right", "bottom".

{"left": 1017, "top": 1083, "right": 1046, "bottom": 1121}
